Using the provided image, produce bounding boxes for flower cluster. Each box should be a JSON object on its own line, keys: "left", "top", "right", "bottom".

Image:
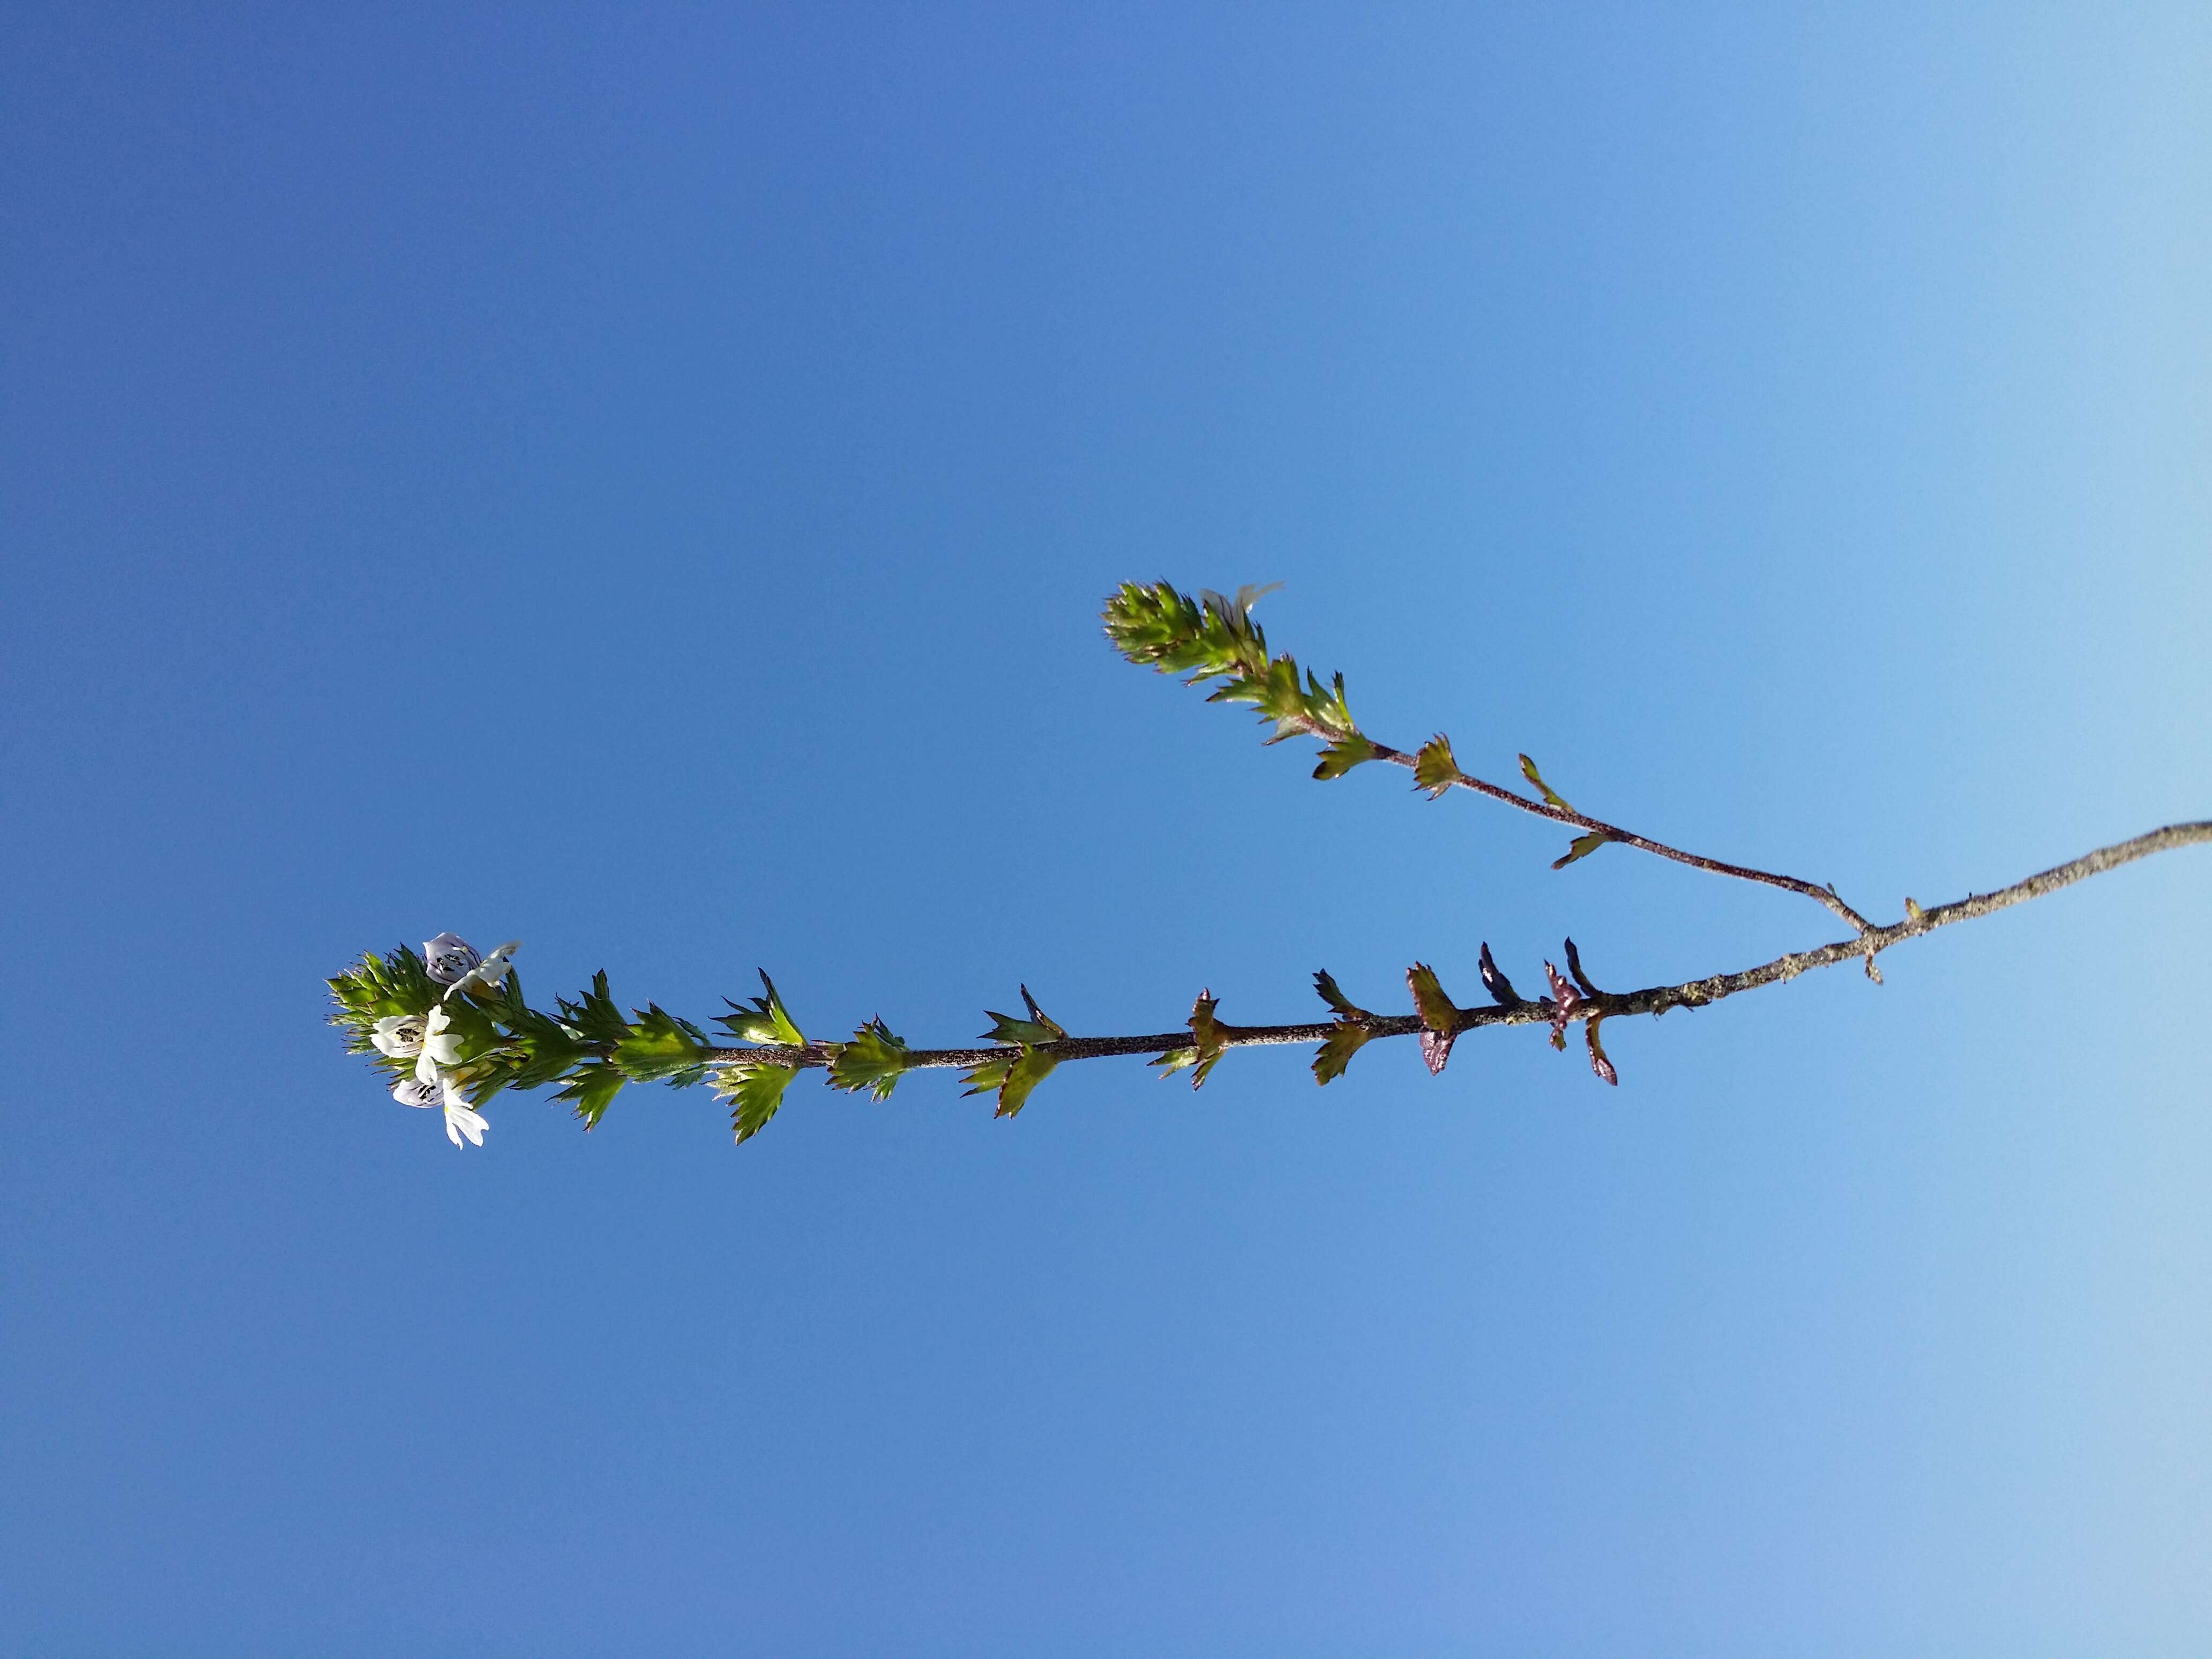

{"left": 363, "top": 932, "right": 519, "bottom": 1148}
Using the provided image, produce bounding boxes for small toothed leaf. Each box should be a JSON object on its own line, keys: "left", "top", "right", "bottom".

{"left": 993, "top": 1049, "right": 1059, "bottom": 1118}
{"left": 1313, "top": 969, "right": 1371, "bottom": 1020}
{"left": 1406, "top": 963, "right": 1461, "bottom": 1075}
{"left": 1313, "top": 1021, "right": 1373, "bottom": 1085}
{"left": 1312, "top": 732, "right": 1377, "bottom": 780}
{"left": 1185, "top": 990, "right": 1228, "bottom": 1089}
{"left": 613, "top": 1004, "right": 713, "bottom": 1086}
{"left": 1406, "top": 963, "right": 1460, "bottom": 1034}
{"left": 828, "top": 1018, "right": 909, "bottom": 1101}
{"left": 1477, "top": 942, "right": 1520, "bottom": 1007}
{"left": 1553, "top": 831, "right": 1609, "bottom": 870}
{"left": 715, "top": 971, "right": 805, "bottom": 1047}
{"left": 1518, "top": 753, "right": 1576, "bottom": 812}
{"left": 982, "top": 984, "right": 1066, "bottom": 1047}
{"left": 1149, "top": 1047, "right": 1200, "bottom": 1075}
{"left": 961, "top": 1055, "right": 1013, "bottom": 1094}
{"left": 1586, "top": 1016, "right": 1618, "bottom": 1086}
{"left": 715, "top": 1063, "right": 798, "bottom": 1143}
{"left": 554, "top": 1062, "right": 625, "bottom": 1130}
{"left": 1412, "top": 734, "right": 1460, "bottom": 800}
{"left": 1416, "top": 1028, "right": 1455, "bottom": 1075}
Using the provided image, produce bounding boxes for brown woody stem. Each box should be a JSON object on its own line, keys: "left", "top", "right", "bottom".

{"left": 706, "top": 821, "right": 2209, "bottom": 1076}
{"left": 1359, "top": 737, "right": 1873, "bottom": 931}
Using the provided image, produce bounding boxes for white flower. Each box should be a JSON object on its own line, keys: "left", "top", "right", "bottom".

{"left": 370, "top": 1014, "right": 425, "bottom": 1059}
{"left": 413, "top": 1004, "right": 466, "bottom": 1085}
{"left": 422, "top": 932, "right": 482, "bottom": 984}
{"left": 441, "top": 1075, "right": 489, "bottom": 1148}
{"left": 443, "top": 940, "right": 521, "bottom": 1003}
{"left": 391, "top": 1077, "right": 440, "bottom": 1109}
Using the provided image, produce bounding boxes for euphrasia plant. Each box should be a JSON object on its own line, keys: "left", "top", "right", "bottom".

{"left": 329, "top": 581, "right": 2210, "bottom": 1149}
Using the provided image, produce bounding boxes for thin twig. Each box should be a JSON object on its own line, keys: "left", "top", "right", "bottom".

{"left": 1357, "top": 736, "right": 1873, "bottom": 931}
{"left": 704, "top": 821, "right": 2210, "bottom": 1075}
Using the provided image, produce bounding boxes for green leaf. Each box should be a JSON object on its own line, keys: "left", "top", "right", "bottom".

{"left": 325, "top": 944, "right": 441, "bottom": 1048}
{"left": 1406, "top": 962, "right": 1462, "bottom": 1075}
{"left": 495, "top": 1004, "right": 597, "bottom": 1090}
{"left": 715, "top": 1063, "right": 798, "bottom": 1143}
{"left": 982, "top": 984, "right": 1065, "bottom": 1047}
{"left": 1552, "top": 831, "right": 1609, "bottom": 870}
{"left": 1412, "top": 734, "right": 1460, "bottom": 800}
{"left": 1311, "top": 731, "right": 1376, "bottom": 780}
{"left": 993, "top": 1049, "right": 1059, "bottom": 1118}
{"left": 1103, "top": 579, "right": 1356, "bottom": 748}
{"left": 555, "top": 1063, "right": 625, "bottom": 1130}
{"left": 614, "top": 1004, "right": 713, "bottom": 1086}
{"left": 1312, "top": 1021, "right": 1374, "bottom": 1086}
{"left": 716, "top": 971, "right": 804, "bottom": 1047}
{"left": 1151, "top": 991, "right": 1227, "bottom": 1087}
{"left": 1186, "top": 990, "right": 1228, "bottom": 1089}
{"left": 556, "top": 972, "right": 631, "bottom": 1047}
{"left": 828, "top": 1018, "right": 909, "bottom": 1101}
{"left": 961, "top": 1055, "right": 1012, "bottom": 1093}
{"left": 1518, "top": 753, "right": 1576, "bottom": 812}
{"left": 1313, "top": 969, "right": 1371, "bottom": 1020}
{"left": 1102, "top": 579, "right": 1268, "bottom": 679}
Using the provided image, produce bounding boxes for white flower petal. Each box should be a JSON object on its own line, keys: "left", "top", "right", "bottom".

{"left": 443, "top": 1099, "right": 489, "bottom": 1148}
{"left": 422, "top": 1006, "right": 465, "bottom": 1066}
{"left": 422, "top": 932, "right": 482, "bottom": 985}
{"left": 444, "top": 940, "right": 522, "bottom": 1002}
{"left": 415, "top": 1049, "right": 441, "bottom": 1086}
{"left": 391, "top": 1078, "right": 440, "bottom": 1109}
{"left": 370, "top": 1014, "right": 425, "bottom": 1059}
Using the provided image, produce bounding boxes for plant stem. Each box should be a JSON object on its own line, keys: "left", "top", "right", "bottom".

{"left": 1357, "top": 735, "right": 1874, "bottom": 931}
{"left": 705, "top": 820, "right": 2210, "bottom": 1076}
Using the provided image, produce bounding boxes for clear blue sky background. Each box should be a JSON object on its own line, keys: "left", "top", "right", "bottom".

{"left": 4, "top": 4, "right": 2209, "bottom": 1654}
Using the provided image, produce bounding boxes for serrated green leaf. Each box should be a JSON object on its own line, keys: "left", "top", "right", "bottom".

{"left": 556, "top": 971, "right": 631, "bottom": 1047}
{"left": 1104, "top": 579, "right": 1356, "bottom": 750}
{"left": 1412, "top": 734, "right": 1460, "bottom": 800}
{"left": 961, "top": 1055, "right": 1013, "bottom": 1094}
{"left": 828, "top": 1018, "right": 909, "bottom": 1101}
{"left": 982, "top": 984, "right": 1065, "bottom": 1047}
{"left": 1312, "top": 731, "right": 1376, "bottom": 780}
{"left": 714, "top": 1063, "right": 798, "bottom": 1142}
{"left": 1313, "top": 969, "right": 1371, "bottom": 1019}
{"left": 555, "top": 1063, "right": 625, "bottom": 1130}
{"left": 1186, "top": 991, "right": 1228, "bottom": 1089}
{"left": 326, "top": 944, "right": 441, "bottom": 1049}
{"left": 1149, "top": 1047, "right": 1200, "bottom": 1075}
{"left": 1553, "top": 831, "right": 1609, "bottom": 870}
{"left": 1406, "top": 962, "right": 1463, "bottom": 1075}
{"left": 614, "top": 1004, "right": 712, "bottom": 1085}
{"left": 993, "top": 1049, "right": 1059, "bottom": 1118}
{"left": 1406, "top": 963, "right": 1460, "bottom": 1034}
{"left": 1312, "top": 1021, "right": 1374, "bottom": 1086}
{"left": 715, "top": 970, "right": 804, "bottom": 1047}
{"left": 1518, "top": 753, "right": 1576, "bottom": 812}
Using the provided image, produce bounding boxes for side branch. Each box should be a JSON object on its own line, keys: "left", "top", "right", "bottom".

{"left": 1362, "top": 736, "right": 1872, "bottom": 931}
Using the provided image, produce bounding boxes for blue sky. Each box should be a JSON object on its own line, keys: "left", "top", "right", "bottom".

{"left": 4, "top": 4, "right": 2209, "bottom": 1653}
